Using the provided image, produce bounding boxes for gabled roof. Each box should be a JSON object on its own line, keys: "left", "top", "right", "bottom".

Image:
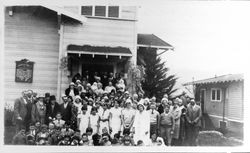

{"left": 42, "top": 5, "right": 87, "bottom": 23}
{"left": 137, "top": 34, "right": 173, "bottom": 49}
{"left": 184, "top": 74, "right": 244, "bottom": 85}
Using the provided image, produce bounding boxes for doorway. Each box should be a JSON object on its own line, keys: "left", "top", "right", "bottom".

{"left": 82, "top": 63, "right": 114, "bottom": 83}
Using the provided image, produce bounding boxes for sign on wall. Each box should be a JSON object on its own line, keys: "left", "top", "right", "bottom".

{"left": 15, "top": 59, "right": 34, "bottom": 83}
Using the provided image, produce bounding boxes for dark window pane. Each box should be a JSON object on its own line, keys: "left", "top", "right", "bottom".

{"left": 81, "top": 6, "right": 92, "bottom": 16}
{"left": 95, "top": 6, "right": 106, "bottom": 17}
{"left": 217, "top": 90, "right": 221, "bottom": 100}
{"left": 212, "top": 90, "right": 216, "bottom": 100}
{"left": 108, "top": 6, "right": 119, "bottom": 18}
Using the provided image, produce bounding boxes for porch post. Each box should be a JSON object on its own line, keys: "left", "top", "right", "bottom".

{"left": 56, "top": 14, "right": 64, "bottom": 103}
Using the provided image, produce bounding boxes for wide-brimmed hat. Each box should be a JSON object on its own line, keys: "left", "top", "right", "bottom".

{"left": 70, "top": 82, "right": 75, "bottom": 86}
{"left": 125, "top": 98, "right": 132, "bottom": 104}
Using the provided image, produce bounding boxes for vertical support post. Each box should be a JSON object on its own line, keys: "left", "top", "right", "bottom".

{"left": 56, "top": 13, "right": 64, "bottom": 103}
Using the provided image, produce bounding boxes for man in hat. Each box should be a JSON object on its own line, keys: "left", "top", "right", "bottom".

{"left": 31, "top": 96, "right": 47, "bottom": 124}
{"left": 59, "top": 95, "right": 72, "bottom": 123}
{"left": 13, "top": 91, "right": 28, "bottom": 133}
{"left": 44, "top": 92, "right": 50, "bottom": 106}
{"left": 65, "top": 82, "right": 79, "bottom": 97}
{"left": 121, "top": 99, "right": 135, "bottom": 135}
{"left": 46, "top": 95, "right": 60, "bottom": 124}
{"left": 186, "top": 99, "right": 202, "bottom": 146}
{"left": 25, "top": 90, "right": 34, "bottom": 130}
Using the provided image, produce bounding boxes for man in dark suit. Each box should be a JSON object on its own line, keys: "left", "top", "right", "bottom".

{"left": 25, "top": 90, "right": 34, "bottom": 131}
{"left": 59, "top": 95, "right": 72, "bottom": 123}
{"left": 46, "top": 95, "right": 60, "bottom": 124}
{"left": 13, "top": 91, "right": 28, "bottom": 134}
{"left": 186, "top": 99, "right": 202, "bottom": 146}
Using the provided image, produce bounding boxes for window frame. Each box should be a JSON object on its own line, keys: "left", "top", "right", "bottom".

{"left": 81, "top": 6, "right": 93, "bottom": 16}
{"left": 80, "top": 5, "right": 120, "bottom": 19}
{"left": 211, "top": 88, "right": 222, "bottom": 102}
{"left": 107, "top": 6, "right": 120, "bottom": 18}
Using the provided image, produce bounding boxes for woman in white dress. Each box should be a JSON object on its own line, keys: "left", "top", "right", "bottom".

{"left": 109, "top": 100, "right": 122, "bottom": 138}
{"left": 77, "top": 105, "right": 90, "bottom": 136}
{"left": 89, "top": 107, "right": 100, "bottom": 134}
{"left": 132, "top": 101, "right": 150, "bottom": 146}
{"left": 99, "top": 104, "right": 111, "bottom": 134}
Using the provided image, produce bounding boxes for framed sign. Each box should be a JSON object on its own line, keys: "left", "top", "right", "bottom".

{"left": 15, "top": 59, "right": 34, "bottom": 83}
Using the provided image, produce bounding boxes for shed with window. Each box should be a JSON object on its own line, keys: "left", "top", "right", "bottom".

{"left": 184, "top": 74, "right": 244, "bottom": 134}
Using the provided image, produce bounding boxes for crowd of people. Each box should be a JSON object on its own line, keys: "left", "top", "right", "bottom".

{"left": 12, "top": 72, "right": 202, "bottom": 146}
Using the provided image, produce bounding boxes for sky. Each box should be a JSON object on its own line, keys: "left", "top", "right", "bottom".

{"left": 137, "top": 0, "right": 250, "bottom": 94}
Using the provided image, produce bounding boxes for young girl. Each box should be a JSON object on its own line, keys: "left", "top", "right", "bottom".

{"left": 109, "top": 100, "right": 122, "bottom": 138}
{"left": 77, "top": 105, "right": 90, "bottom": 136}
{"left": 89, "top": 107, "right": 100, "bottom": 134}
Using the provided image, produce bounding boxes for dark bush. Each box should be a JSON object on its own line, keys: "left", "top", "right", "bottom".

{"left": 4, "top": 105, "right": 14, "bottom": 127}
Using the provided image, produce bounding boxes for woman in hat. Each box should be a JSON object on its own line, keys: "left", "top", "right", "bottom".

{"left": 121, "top": 99, "right": 135, "bottom": 136}
{"left": 132, "top": 101, "right": 150, "bottom": 146}
{"left": 71, "top": 95, "right": 82, "bottom": 130}
{"left": 99, "top": 103, "right": 111, "bottom": 135}
{"left": 65, "top": 82, "right": 79, "bottom": 98}
{"left": 170, "top": 98, "right": 182, "bottom": 146}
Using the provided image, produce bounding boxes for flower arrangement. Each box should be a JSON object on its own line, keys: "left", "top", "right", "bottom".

{"left": 128, "top": 64, "right": 145, "bottom": 94}
{"left": 59, "top": 56, "right": 68, "bottom": 71}
{"left": 4, "top": 103, "right": 14, "bottom": 126}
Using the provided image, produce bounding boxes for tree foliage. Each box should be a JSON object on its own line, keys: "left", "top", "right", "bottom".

{"left": 140, "top": 48, "right": 178, "bottom": 100}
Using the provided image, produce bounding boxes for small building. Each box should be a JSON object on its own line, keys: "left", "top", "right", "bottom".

{"left": 185, "top": 74, "right": 244, "bottom": 133}
{"left": 4, "top": 5, "right": 172, "bottom": 105}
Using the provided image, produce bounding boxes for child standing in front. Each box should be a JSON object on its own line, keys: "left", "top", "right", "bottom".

{"left": 89, "top": 107, "right": 100, "bottom": 134}
{"left": 77, "top": 105, "right": 90, "bottom": 136}
{"left": 158, "top": 105, "right": 175, "bottom": 146}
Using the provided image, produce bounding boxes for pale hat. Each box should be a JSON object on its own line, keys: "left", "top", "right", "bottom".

{"left": 161, "top": 98, "right": 168, "bottom": 103}
{"left": 75, "top": 95, "right": 81, "bottom": 100}
{"left": 70, "top": 82, "right": 75, "bottom": 86}
{"left": 125, "top": 98, "right": 132, "bottom": 104}
{"left": 124, "top": 91, "right": 129, "bottom": 94}
{"left": 137, "top": 101, "right": 145, "bottom": 109}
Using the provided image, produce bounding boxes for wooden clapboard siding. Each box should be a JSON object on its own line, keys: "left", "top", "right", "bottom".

{"left": 63, "top": 6, "right": 137, "bottom": 20}
{"left": 121, "top": 6, "right": 137, "bottom": 20}
{"left": 63, "top": 6, "right": 79, "bottom": 14}
{"left": 227, "top": 81, "right": 243, "bottom": 120}
{"left": 4, "top": 7, "right": 59, "bottom": 105}
{"left": 63, "top": 18, "right": 136, "bottom": 48}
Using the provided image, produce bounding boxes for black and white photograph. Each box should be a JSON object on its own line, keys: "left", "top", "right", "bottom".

{"left": 1, "top": 0, "right": 249, "bottom": 149}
